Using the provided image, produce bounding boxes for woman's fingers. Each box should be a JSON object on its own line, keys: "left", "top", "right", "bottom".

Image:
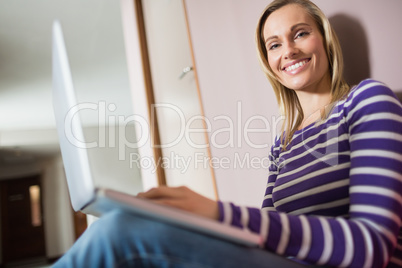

{"left": 137, "top": 186, "right": 219, "bottom": 220}
{"left": 137, "top": 186, "right": 186, "bottom": 199}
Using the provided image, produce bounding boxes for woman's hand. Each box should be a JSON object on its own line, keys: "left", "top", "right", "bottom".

{"left": 137, "top": 186, "right": 219, "bottom": 220}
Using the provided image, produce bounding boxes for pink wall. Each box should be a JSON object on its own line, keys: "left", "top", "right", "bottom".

{"left": 314, "top": 0, "right": 402, "bottom": 92}
{"left": 186, "top": 0, "right": 274, "bottom": 206}
{"left": 185, "top": 0, "right": 402, "bottom": 206}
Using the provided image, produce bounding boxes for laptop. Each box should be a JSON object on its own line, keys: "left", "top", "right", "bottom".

{"left": 52, "top": 20, "right": 261, "bottom": 248}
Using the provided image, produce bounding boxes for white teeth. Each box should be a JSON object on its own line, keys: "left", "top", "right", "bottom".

{"left": 285, "top": 60, "right": 308, "bottom": 72}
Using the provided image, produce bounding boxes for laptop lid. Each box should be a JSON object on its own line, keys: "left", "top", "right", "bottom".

{"left": 52, "top": 20, "right": 96, "bottom": 211}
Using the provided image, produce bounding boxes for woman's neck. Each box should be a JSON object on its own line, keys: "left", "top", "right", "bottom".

{"left": 296, "top": 76, "right": 332, "bottom": 129}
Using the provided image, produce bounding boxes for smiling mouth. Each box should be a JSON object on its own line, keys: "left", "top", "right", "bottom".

{"left": 283, "top": 59, "right": 311, "bottom": 72}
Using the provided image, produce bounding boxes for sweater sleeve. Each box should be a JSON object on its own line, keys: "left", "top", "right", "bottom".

{"left": 217, "top": 80, "right": 402, "bottom": 267}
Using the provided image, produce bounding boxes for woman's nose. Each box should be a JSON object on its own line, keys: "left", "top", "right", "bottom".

{"left": 283, "top": 42, "right": 299, "bottom": 59}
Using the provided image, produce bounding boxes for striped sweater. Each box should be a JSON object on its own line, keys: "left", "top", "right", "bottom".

{"left": 218, "top": 80, "right": 402, "bottom": 267}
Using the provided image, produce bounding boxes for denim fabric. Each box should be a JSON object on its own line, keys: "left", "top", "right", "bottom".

{"left": 53, "top": 210, "right": 304, "bottom": 268}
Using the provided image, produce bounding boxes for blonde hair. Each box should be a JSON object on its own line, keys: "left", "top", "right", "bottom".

{"left": 256, "top": 0, "right": 349, "bottom": 149}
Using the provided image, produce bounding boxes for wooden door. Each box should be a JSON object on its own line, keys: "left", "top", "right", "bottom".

{"left": 140, "top": 0, "right": 217, "bottom": 200}
{"left": 0, "top": 175, "right": 46, "bottom": 264}
{"left": 73, "top": 211, "right": 87, "bottom": 239}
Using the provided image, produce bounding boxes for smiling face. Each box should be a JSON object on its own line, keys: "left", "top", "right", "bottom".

{"left": 263, "top": 4, "right": 330, "bottom": 94}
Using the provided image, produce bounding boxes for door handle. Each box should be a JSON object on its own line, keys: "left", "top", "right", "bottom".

{"left": 179, "top": 66, "right": 193, "bottom": 79}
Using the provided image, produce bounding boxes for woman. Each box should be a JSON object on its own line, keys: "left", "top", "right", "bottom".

{"left": 54, "top": 0, "right": 402, "bottom": 267}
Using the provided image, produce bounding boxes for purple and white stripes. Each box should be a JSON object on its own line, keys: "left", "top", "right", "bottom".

{"left": 218, "top": 80, "right": 402, "bottom": 267}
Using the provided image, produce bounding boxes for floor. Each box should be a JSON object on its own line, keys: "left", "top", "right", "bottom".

{"left": 2, "top": 257, "right": 54, "bottom": 268}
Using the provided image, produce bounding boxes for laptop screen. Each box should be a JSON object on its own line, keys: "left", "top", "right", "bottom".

{"left": 52, "top": 21, "right": 143, "bottom": 211}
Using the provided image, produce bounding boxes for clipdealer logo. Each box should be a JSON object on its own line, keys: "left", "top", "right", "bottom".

{"left": 129, "top": 151, "right": 271, "bottom": 174}
{"left": 63, "top": 101, "right": 285, "bottom": 166}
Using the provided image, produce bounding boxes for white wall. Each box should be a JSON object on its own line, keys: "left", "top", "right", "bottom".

{"left": 41, "top": 157, "right": 75, "bottom": 259}
{"left": 185, "top": 0, "right": 402, "bottom": 207}
{"left": 0, "top": 0, "right": 131, "bottom": 131}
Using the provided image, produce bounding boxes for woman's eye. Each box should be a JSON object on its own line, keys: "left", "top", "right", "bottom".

{"left": 268, "top": 43, "right": 280, "bottom": 51}
{"left": 296, "top": 31, "right": 309, "bottom": 39}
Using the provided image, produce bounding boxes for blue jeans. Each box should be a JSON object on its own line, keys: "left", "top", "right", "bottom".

{"left": 53, "top": 210, "right": 304, "bottom": 267}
